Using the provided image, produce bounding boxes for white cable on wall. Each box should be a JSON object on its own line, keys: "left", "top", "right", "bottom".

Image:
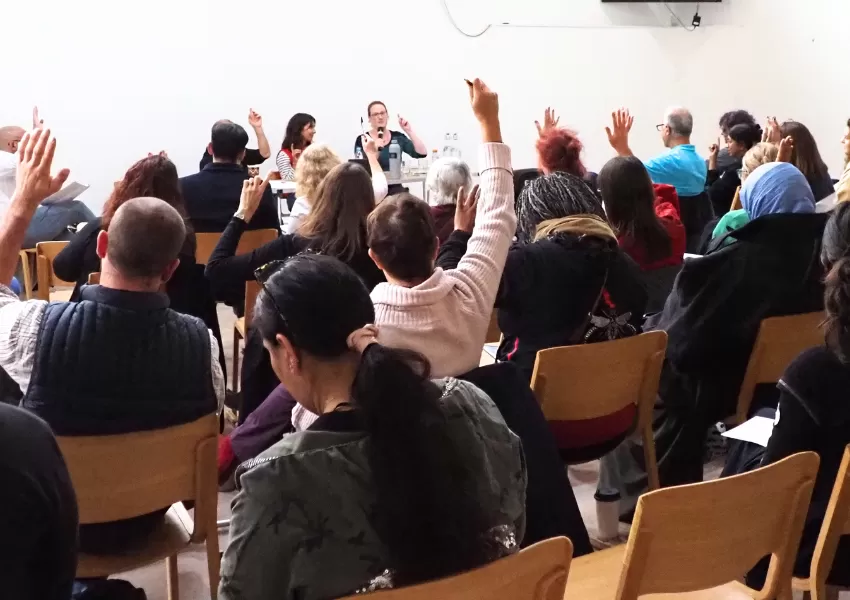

{"left": 441, "top": 0, "right": 492, "bottom": 38}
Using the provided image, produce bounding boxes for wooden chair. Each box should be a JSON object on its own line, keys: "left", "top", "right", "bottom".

{"left": 485, "top": 310, "right": 501, "bottom": 344}
{"left": 35, "top": 241, "right": 74, "bottom": 301}
{"left": 735, "top": 311, "right": 825, "bottom": 424}
{"left": 18, "top": 249, "right": 35, "bottom": 299}
{"left": 530, "top": 331, "right": 667, "bottom": 490}
{"left": 340, "top": 536, "right": 572, "bottom": 600}
{"left": 87, "top": 272, "right": 100, "bottom": 285}
{"left": 793, "top": 445, "right": 850, "bottom": 600}
{"left": 232, "top": 280, "right": 261, "bottom": 391}
{"left": 565, "top": 451, "right": 820, "bottom": 599}
{"left": 194, "top": 228, "right": 278, "bottom": 265}
{"left": 58, "top": 415, "right": 220, "bottom": 600}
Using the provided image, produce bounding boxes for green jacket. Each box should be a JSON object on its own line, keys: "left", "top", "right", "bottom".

{"left": 219, "top": 378, "right": 527, "bottom": 600}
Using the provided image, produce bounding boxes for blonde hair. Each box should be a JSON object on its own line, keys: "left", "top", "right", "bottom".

{"left": 294, "top": 144, "right": 342, "bottom": 202}
{"left": 741, "top": 142, "right": 779, "bottom": 182}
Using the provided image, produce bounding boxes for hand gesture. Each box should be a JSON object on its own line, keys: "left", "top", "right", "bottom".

{"left": 147, "top": 150, "right": 168, "bottom": 158}
{"left": 453, "top": 184, "right": 480, "bottom": 233}
{"left": 32, "top": 106, "right": 43, "bottom": 130}
{"left": 397, "top": 115, "right": 412, "bottom": 135}
{"left": 467, "top": 78, "right": 499, "bottom": 126}
{"left": 13, "top": 129, "right": 70, "bottom": 213}
{"left": 535, "top": 107, "right": 560, "bottom": 137}
{"left": 248, "top": 109, "right": 263, "bottom": 129}
{"left": 777, "top": 136, "right": 795, "bottom": 163}
{"left": 291, "top": 146, "right": 303, "bottom": 165}
{"left": 237, "top": 175, "right": 270, "bottom": 222}
{"left": 361, "top": 134, "right": 378, "bottom": 158}
{"left": 763, "top": 117, "right": 781, "bottom": 144}
{"left": 605, "top": 108, "right": 634, "bottom": 154}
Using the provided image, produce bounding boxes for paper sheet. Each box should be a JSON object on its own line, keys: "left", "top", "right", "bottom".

{"left": 42, "top": 181, "right": 89, "bottom": 205}
{"left": 721, "top": 416, "right": 775, "bottom": 448}
{"left": 483, "top": 343, "right": 499, "bottom": 359}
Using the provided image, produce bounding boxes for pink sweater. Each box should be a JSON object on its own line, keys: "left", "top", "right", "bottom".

{"left": 371, "top": 143, "right": 515, "bottom": 377}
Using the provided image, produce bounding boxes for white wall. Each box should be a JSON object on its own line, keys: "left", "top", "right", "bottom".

{"left": 3, "top": 0, "right": 849, "bottom": 211}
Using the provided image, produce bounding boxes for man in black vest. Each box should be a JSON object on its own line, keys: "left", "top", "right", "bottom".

{"left": 0, "top": 128, "right": 223, "bottom": 552}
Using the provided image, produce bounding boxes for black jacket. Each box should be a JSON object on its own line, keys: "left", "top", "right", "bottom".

{"left": 706, "top": 162, "right": 741, "bottom": 218}
{"left": 495, "top": 234, "right": 648, "bottom": 381}
{"left": 180, "top": 163, "right": 278, "bottom": 233}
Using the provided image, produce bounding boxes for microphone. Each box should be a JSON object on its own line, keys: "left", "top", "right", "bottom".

{"left": 377, "top": 126, "right": 385, "bottom": 141}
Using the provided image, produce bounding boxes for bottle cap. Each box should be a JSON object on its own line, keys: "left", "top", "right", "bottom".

{"left": 594, "top": 490, "right": 621, "bottom": 502}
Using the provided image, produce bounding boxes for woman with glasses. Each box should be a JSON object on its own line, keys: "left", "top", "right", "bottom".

{"left": 706, "top": 122, "right": 763, "bottom": 217}
{"left": 218, "top": 254, "right": 526, "bottom": 600}
{"left": 353, "top": 101, "right": 427, "bottom": 172}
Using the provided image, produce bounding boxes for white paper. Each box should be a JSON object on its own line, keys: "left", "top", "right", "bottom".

{"left": 42, "top": 181, "right": 89, "bottom": 205}
{"left": 483, "top": 343, "right": 499, "bottom": 359}
{"left": 683, "top": 253, "right": 702, "bottom": 260}
{"left": 721, "top": 416, "right": 775, "bottom": 448}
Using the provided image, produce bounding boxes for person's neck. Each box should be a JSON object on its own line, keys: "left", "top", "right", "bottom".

{"left": 384, "top": 271, "right": 429, "bottom": 288}
{"left": 211, "top": 157, "right": 238, "bottom": 165}
{"left": 667, "top": 136, "right": 691, "bottom": 148}
{"left": 308, "top": 360, "right": 358, "bottom": 415}
{"left": 100, "top": 267, "right": 164, "bottom": 294}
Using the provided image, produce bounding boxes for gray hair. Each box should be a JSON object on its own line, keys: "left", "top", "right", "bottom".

{"left": 664, "top": 107, "right": 694, "bottom": 137}
{"left": 425, "top": 158, "right": 472, "bottom": 207}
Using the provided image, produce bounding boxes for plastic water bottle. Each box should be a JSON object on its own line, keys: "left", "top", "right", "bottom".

{"left": 594, "top": 487, "right": 621, "bottom": 541}
{"left": 388, "top": 139, "right": 402, "bottom": 180}
{"left": 431, "top": 149, "right": 439, "bottom": 165}
{"left": 452, "top": 133, "right": 462, "bottom": 160}
{"left": 355, "top": 146, "right": 364, "bottom": 160}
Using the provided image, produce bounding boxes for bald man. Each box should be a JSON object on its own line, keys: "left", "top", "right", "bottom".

{"left": 0, "top": 129, "right": 223, "bottom": 553}
{"left": 0, "top": 125, "right": 25, "bottom": 210}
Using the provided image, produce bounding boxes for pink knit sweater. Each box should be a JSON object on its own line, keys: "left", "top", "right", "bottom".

{"left": 371, "top": 143, "right": 515, "bottom": 377}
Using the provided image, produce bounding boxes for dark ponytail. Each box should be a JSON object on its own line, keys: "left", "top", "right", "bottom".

{"left": 253, "top": 254, "right": 495, "bottom": 585}
{"left": 822, "top": 203, "right": 850, "bottom": 362}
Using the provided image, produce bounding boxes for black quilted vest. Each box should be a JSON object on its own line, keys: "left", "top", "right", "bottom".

{"left": 22, "top": 285, "right": 216, "bottom": 436}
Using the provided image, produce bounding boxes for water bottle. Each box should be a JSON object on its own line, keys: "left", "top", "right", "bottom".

{"left": 431, "top": 149, "right": 439, "bottom": 165}
{"left": 388, "top": 139, "right": 402, "bottom": 180}
{"left": 453, "top": 133, "right": 462, "bottom": 160}
{"left": 594, "top": 487, "right": 621, "bottom": 541}
{"left": 355, "top": 146, "right": 364, "bottom": 160}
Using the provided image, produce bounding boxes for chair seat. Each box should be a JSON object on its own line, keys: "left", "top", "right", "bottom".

{"left": 565, "top": 546, "right": 757, "bottom": 599}
{"left": 77, "top": 503, "right": 193, "bottom": 578}
{"left": 50, "top": 289, "right": 73, "bottom": 302}
{"left": 235, "top": 317, "right": 245, "bottom": 338}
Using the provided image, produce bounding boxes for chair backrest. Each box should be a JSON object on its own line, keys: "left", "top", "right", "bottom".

{"left": 87, "top": 272, "right": 100, "bottom": 285}
{"left": 484, "top": 310, "right": 501, "bottom": 344}
{"left": 57, "top": 414, "right": 218, "bottom": 543}
{"left": 194, "top": 228, "right": 278, "bottom": 265}
{"left": 809, "top": 445, "right": 850, "bottom": 594}
{"left": 735, "top": 311, "right": 825, "bottom": 423}
{"left": 339, "top": 536, "right": 572, "bottom": 600}
{"left": 244, "top": 280, "right": 262, "bottom": 330}
{"left": 615, "top": 452, "right": 819, "bottom": 600}
{"left": 531, "top": 331, "right": 667, "bottom": 423}
{"left": 35, "top": 241, "right": 73, "bottom": 299}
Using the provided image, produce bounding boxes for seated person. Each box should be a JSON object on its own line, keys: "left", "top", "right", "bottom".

{"left": 534, "top": 108, "right": 598, "bottom": 191}
{"left": 706, "top": 122, "right": 762, "bottom": 217}
{"left": 710, "top": 109, "right": 759, "bottom": 174}
{"left": 198, "top": 109, "right": 270, "bottom": 170}
{"left": 425, "top": 157, "right": 473, "bottom": 243}
{"left": 353, "top": 101, "right": 427, "bottom": 171}
{"left": 723, "top": 202, "right": 850, "bottom": 589}
{"left": 219, "top": 254, "right": 526, "bottom": 600}
{"left": 52, "top": 155, "right": 222, "bottom": 346}
{"left": 275, "top": 113, "right": 315, "bottom": 181}
{"left": 0, "top": 125, "right": 25, "bottom": 212}
{"left": 0, "top": 403, "right": 77, "bottom": 600}
{"left": 606, "top": 159, "right": 828, "bottom": 514}
{"left": 837, "top": 117, "right": 850, "bottom": 204}
{"left": 367, "top": 79, "right": 514, "bottom": 378}
{"left": 599, "top": 156, "right": 685, "bottom": 271}
{"left": 182, "top": 120, "right": 278, "bottom": 232}
{"left": 0, "top": 129, "right": 223, "bottom": 552}
{"left": 496, "top": 172, "right": 647, "bottom": 383}
{"left": 778, "top": 120, "right": 834, "bottom": 202}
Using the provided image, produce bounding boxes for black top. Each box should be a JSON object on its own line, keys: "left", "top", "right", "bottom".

{"left": 205, "top": 217, "right": 385, "bottom": 291}
{"left": 353, "top": 131, "right": 426, "bottom": 172}
{"left": 706, "top": 162, "right": 742, "bottom": 218}
{"left": 809, "top": 170, "right": 836, "bottom": 202}
{"left": 180, "top": 163, "right": 279, "bottom": 233}
{"left": 199, "top": 148, "right": 266, "bottom": 171}
{"left": 0, "top": 404, "right": 78, "bottom": 600}
{"left": 762, "top": 346, "right": 850, "bottom": 585}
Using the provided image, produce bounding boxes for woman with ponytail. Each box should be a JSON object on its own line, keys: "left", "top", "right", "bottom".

{"left": 219, "top": 254, "right": 526, "bottom": 600}
{"left": 722, "top": 202, "right": 850, "bottom": 589}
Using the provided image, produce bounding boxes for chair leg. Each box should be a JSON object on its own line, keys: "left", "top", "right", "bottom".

{"left": 207, "top": 530, "right": 221, "bottom": 600}
{"left": 231, "top": 330, "right": 241, "bottom": 393}
{"left": 166, "top": 554, "right": 179, "bottom": 600}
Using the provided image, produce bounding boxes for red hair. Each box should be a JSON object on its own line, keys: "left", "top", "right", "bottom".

{"left": 102, "top": 155, "right": 185, "bottom": 229}
{"left": 536, "top": 128, "right": 586, "bottom": 178}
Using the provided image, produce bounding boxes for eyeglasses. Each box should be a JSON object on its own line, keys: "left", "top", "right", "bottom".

{"left": 370, "top": 111, "right": 388, "bottom": 118}
{"left": 655, "top": 124, "right": 666, "bottom": 132}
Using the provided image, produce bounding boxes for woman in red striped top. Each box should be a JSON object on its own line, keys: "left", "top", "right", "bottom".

{"left": 275, "top": 113, "right": 316, "bottom": 181}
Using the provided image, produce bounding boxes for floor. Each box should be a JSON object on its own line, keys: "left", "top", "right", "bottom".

{"left": 118, "top": 307, "right": 834, "bottom": 599}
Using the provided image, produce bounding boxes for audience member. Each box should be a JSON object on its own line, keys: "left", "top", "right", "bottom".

{"left": 836, "top": 117, "right": 850, "bottom": 203}
{"left": 199, "top": 109, "right": 270, "bottom": 170}
{"left": 606, "top": 108, "right": 709, "bottom": 252}
{"left": 607, "top": 160, "right": 827, "bottom": 514}
{"left": 425, "top": 157, "right": 473, "bottom": 242}
{"left": 495, "top": 172, "right": 647, "bottom": 386}
{"left": 0, "top": 125, "right": 25, "bottom": 212}
{"left": 275, "top": 113, "right": 316, "bottom": 181}
{"left": 712, "top": 110, "right": 759, "bottom": 173}
{"left": 599, "top": 156, "right": 685, "bottom": 271}
{"left": 182, "top": 120, "right": 279, "bottom": 232}
{"left": 353, "top": 101, "right": 428, "bottom": 171}
{"left": 778, "top": 119, "right": 834, "bottom": 201}
{"left": 219, "top": 254, "right": 526, "bottom": 600}
{"left": 286, "top": 137, "right": 386, "bottom": 234}
{"left": 0, "top": 403, "right": 78, "bottom": 600}
{"left": 535, "top": 107, "right": 600, "bottom": 192}
{"left": 707, "top": 122, "right": 762, "bottom": 216}
{"left": 722, "top": 202, "right": 850, "bottom": 589}
{"left": 0, "top": 129, "right": 223, "bottom": 552}
{"left": 368, "top": 79, "right": 514, "bottom": 378}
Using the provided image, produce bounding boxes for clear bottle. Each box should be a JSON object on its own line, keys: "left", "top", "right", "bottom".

{"left": 431, "top": 149, "right": 439, "bottom": 165}
{"left": 452, "top": 133, "right": 461, "bottom": 159}
{"left": 388, "top": 139, "right": 402, "bottom": 180}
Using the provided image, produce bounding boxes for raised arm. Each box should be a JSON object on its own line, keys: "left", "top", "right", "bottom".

{"left": 362, "top": 134, "right": 388, "bottom": 203}
{"left": 605, "top": 108, "right": 635, "bottom": 158}
{"left": 248, "top": 109, "right": 271, "bottom": 159}
{"left": 397, "top": 115, "right": 428, "bottom": 156}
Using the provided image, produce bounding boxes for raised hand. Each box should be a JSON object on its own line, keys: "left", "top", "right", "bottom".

{"left": 13, "top": 129, "right": 70, "bottom": 213}
{"left": 708, "top": 142, "right": 719, "bottom": 170}
{"left": 237, "top": 175, "right": 270, "bottom": 222}
{"left": 453, "top": 184, "right": 480, "bottom": 233}
{"left": 361, "top": 134, "right": 378, "bottom": 158}
{"left": 33, "top": 106, "right": 43, "bottom": 130}
{"left": 605, "top": 108, "right": 634, "bottom": 155}
{"left": 467, "top": 78, "right": 500, "bottom": 142}
{"left": 777, "top": 136, "right": 795, "bottom": 163}
{"left": 535, "top": 107, "right": 560, "bottom": 137}
{"left": 397, "top": 115, "right": 412, "bottom": 135}
{"left": 763, "top": 117, "right": 781, "bottom": 144}
{"left": 248, "top": 109, "right": 263, "bottom": 129}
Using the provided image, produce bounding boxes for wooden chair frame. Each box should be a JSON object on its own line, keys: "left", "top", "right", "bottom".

{"left": 530, "top": 331, "right": 667, "bottom": 490}
{"left": 35, "top": 241, "right": 74, "bottom": 301}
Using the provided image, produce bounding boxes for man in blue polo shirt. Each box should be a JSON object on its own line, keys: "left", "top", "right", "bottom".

{"left": 606, "top": 106, "right": 707, "bottom": 197}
